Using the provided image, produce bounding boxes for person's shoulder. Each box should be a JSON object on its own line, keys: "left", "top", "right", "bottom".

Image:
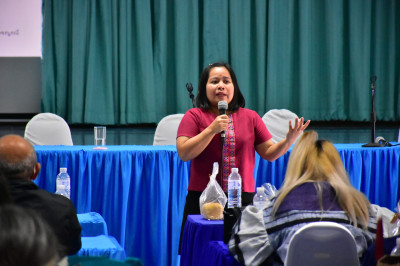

{"left": 186, "top": 107, "right": 208, "bottom": 115}
{"left": 50, "top": 192, "right": 74, "bottom": 205}
{"left": 185, "top": 108, "right": 213, "bottom": 119}
{"left": 11, "top": 186, "right": 77, "bottom": 214}
{"left": 48, "top": 193, "right": 79, "bottom": 217}
{"left": 236, "top": 108, "right": 260, "bottom": 116}
{"left": 36, "top": 188, "right": 76, "bottom": 209}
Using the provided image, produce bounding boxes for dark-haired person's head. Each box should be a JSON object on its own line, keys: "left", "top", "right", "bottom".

{"left": 0, "top": 204, "right": 59, "bottom": 266}
{"left": 195, "top": 62, "right": 245, "bottom": 111}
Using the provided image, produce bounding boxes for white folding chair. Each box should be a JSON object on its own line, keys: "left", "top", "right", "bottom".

{"left": 285, "top": 221, "right": 359, "bottom": 266}
{"left": 398, "top": 127, "right": 400, "bottom": 143}
{"left": 24, "top": 113, "right": 73, "bottom": 145}
{"left": 153, "top": 114, "right": 184, "bottom": 145}
{"left": 262, "top": 109, "right": 300, "bottom": 143}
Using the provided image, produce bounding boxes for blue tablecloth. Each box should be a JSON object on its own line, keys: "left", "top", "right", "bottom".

{"left": 33, "top": 144, "right": 400, "bottom": 266}
{"left": 34, "top": 145, "right": 190, "bottom": 266}
{"left": 78, "top": 235, "right": 127, "bottom": 260}
{"left": 77, "top": 212, "right": 108, "bottom": 237}
{"left": 254, "top": 143, "right": 400, "bottom": 210}
{"left": 180, "top": 215, "right": 223, "bottom": 266}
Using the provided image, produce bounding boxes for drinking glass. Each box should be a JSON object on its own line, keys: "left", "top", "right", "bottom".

{"left": 94, "top": 126, "right": 106, "bottom": 146}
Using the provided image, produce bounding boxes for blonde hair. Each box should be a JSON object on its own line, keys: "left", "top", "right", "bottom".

{"left": 272, "top": 131, "right": 371, "bottom": 228}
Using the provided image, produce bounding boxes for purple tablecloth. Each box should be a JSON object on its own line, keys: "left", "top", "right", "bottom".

{"left": 199, "top": 241, "right": 243, "bottom": 266}
{"left": 180, "top": 215, "right": 224, "bottom": 266}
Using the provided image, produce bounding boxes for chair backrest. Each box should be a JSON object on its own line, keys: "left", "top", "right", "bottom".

{"left": 153, "top": 114, "right": 184, "bottom": 145}
{"left": 262, "top": 109, "right": 300, "bottom": 143}
{"left": 285, "top": 221, "right": 359, "bottom": 266}
{"left": 24, "top": 113, "right": 73, "bottom": 145}
{"left": 398, "top": 127, "right": 400, "bottom": 143}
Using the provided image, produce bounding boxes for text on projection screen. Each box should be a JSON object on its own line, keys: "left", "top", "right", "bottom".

{"left": 0, "top": 0, "right": 42, "bottom": 57}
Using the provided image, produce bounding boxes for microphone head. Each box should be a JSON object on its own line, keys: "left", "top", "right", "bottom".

{"left": 218, "top": 101, "right": 228, "bottom": 112}
{"left": 375, "top": 136, "right": 392, "bottom": 147}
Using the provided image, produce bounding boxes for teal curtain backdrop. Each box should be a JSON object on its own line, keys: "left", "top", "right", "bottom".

{"left": 41, "top": 0, "right": 400, "bottom": 125}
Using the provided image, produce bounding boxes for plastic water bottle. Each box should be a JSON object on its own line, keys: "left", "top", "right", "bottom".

{"left": 391, "top": 238, "right": 400, "bottom": 256}
{"left": 55, "top": 167, "right": 71, "bottom": 199}
{"left": 253, "top": 187, "right": 269, "bottom": 210}
{"left": 228, "top": 168, "right": 242, "bottom": 208}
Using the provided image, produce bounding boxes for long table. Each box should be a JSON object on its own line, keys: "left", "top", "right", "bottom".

{"left": 34, "top": 144, "right": 400, "bottom": 266}
{"left": 254, "top": 143, "right": 400, "bottom": 210}
{"left": 35, "top": 145, "right": 190, "bottom": 266}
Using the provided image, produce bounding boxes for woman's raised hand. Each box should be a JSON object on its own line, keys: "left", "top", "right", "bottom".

{"left": 286, "top": 117, "right": 310, "bottom": 143}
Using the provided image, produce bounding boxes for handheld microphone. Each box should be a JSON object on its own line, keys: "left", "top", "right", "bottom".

{"left": 375, "top": 136, "right": 392, "bottom": 147}
{"left": 218, "top": 101, "right": 228, "bottom": 144}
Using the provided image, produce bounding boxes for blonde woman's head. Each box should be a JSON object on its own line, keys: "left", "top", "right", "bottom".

{"left": 273, "top": 131, "right": 371, "bottom": 228}
{"left": 283, "top": 131, "right": 350, "bottom": 186}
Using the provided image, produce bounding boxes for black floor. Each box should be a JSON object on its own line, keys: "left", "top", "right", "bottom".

{"left": 0, "top": 121, "right": 399, "bottom": 145}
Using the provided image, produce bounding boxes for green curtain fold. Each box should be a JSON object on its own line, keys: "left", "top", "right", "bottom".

{"left": 41, "top": 0, "right": 400, "bottom": 125}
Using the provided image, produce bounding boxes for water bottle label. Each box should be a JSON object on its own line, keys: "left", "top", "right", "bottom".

{"left": 228, "top": 180, "right": 241, "bottom": 189}
{"left": 57, "top": 179, "right": 70, "bottom": 190}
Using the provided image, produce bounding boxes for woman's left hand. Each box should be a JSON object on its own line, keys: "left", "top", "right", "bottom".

{"left": 257, "top": 117, "right": 310, "bottom": 162}
{"left": 286, "top": 117, "right": 310, "bottom": 143}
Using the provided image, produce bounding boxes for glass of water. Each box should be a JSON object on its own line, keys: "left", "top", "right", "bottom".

{"left": 94, "top": 126, "right": 106, "bottom": 146}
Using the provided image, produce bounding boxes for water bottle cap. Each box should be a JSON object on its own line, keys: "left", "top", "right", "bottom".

{"left": 257, "top": 187, "right": 264, "bottom": 194}
{"left": 60, "top": 168, "right": 67, "bottom": 173}
{"left": 232, "top": 168, "right": 238, "bottom": 173}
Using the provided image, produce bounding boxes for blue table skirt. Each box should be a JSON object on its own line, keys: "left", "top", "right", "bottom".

{"left": 34, "top": 144, "right": 400, "bottom": 266}
{"left": 35, "top": 145, "right": 190, "bottom": 266}
{"left": 180, "top": 215, "right": 223, "bottom": 266}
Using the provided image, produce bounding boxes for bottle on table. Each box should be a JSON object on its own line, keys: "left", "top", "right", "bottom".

{"left": 55, "top": 167, "right": 71, "bottom": 199}
{"left": 391, "top": 238, "right": 400, "bottom": 256}
{"left": 253, "top": 187, "right": 269, "bottom": 210}
{"left": 228, "top": 168, "right": 242, "bottom": 208}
